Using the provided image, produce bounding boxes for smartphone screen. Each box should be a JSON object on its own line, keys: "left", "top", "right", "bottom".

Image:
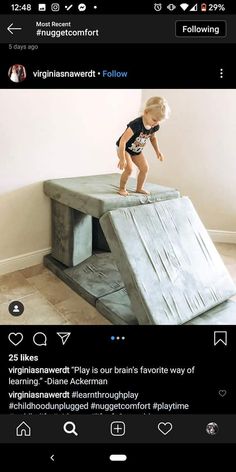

{"left": 0, "top": 1, "right": 235, "bottom": 465}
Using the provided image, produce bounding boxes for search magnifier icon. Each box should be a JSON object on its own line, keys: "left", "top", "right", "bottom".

{"left": 63, "top": 421, "right": 78, "bottom": 436}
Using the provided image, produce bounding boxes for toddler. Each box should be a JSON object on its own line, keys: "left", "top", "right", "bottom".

{"left": 116, "top": 96, "right": 170, "bottom": 196}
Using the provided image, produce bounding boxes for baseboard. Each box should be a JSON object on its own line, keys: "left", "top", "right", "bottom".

{"left": 208, "top": 230, "right": 236, "bottom": 244}
{"left": 0, "top": 230, "right": 235, "bottom": 276}
{"left": 0, "top": 248, "right": 51, "bottom": 276}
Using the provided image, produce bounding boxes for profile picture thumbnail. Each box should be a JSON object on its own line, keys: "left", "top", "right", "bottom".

{"left": 8, "top": 64, "right": 27, "bottom": 83}
{"left": 206, "top": 422, "right": 219, "bottom": 436}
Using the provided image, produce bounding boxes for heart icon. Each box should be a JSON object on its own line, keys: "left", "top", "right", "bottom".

{"left": 219, "top": 390, "right": 227, "bottom": 397}
{"left": 158, "top": 422, "right": 173, "bottom": 436}
{"left": 8, "top": 332, "right": 23, "bottom": 346}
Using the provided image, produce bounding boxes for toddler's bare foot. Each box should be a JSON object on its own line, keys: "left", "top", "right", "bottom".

{"left": 135, "top": 188, "right": 150, "bottom": 195}
{"left": 118, "top": 189, "right": 129, "bottom": 196}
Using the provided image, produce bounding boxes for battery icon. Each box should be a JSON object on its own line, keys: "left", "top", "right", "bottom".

{"left": 201, "top": 3, "right": 207, "bottom": 11}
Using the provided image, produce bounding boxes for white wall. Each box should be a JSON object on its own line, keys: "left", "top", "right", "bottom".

{"left": 142, "top": 89, "right": 236, "bottom": 235}
{"left": 1, "top": 88, "right": 235, "bottom": 275}
{"left": 0, "top": 89, "right": 141, "bottom": 273}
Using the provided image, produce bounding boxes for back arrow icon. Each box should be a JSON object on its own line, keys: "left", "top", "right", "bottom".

{"left": 50, "top": 454, "right": 55, "bottom": 462}
{"left": 7, "top": 23, "right": 22, "bottom": 34}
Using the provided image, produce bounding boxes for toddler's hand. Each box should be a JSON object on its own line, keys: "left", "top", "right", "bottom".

{"left": 118, "top": 159, "right": 125, "bottom": 170}
{"left": 157, "top": 151, "right": 164, "bottom": 162}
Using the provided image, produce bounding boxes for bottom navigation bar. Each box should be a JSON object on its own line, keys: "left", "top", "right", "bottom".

{"left": 0, "top": 415, "right": 235, "bottom": 444}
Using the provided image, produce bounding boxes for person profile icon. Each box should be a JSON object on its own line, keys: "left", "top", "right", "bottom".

{"left": 13, "top": 305, "right": 20, "bottom": 313}
{"left": 8, "top": 64, "right": 27, "bottom": 83}
{"left": 8, "top": 300, "right": 24, "bottom": 316}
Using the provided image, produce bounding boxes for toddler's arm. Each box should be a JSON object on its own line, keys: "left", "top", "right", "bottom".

{"left": 117, "top": 127, "right": 134, "bottom": 170}
{"left": 150, "top": 133, "right": 164, "bottom": 161}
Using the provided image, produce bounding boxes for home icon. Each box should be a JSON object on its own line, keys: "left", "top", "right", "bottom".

{"left": 16, "top": 421, "right": 31, "bottom": 437}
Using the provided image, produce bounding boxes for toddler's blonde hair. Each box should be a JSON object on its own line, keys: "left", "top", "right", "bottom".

{"left": 144, "top": 96, "right": 171, "bottom": 121}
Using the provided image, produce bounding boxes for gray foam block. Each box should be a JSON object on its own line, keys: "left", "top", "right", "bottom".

{"left": 44, "top": 254, "right": 236, "bottom": 325}
{"left": 185, "top": 300, "right": 236, "bottom": 324}
{"left": 64, "top": 252, "right": 124, "bottom": 305}
{"left": 44, "top": 173, "right": 180, "bottom": 218}
{"left": 51, "top": 200, "right": 92, "bottom": 267}
{"left": 97, "top": 287, "right": 236, "bottom": 326}
{"left": 100, "top": 197, "right": 236, "bottom": 325}
{"left": 96, "top": 288, "right": 138, "bottom": 325}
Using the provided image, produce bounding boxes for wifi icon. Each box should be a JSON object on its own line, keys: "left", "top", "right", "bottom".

{"left": 180, "top": 3, "right": 189, "bottom": 10}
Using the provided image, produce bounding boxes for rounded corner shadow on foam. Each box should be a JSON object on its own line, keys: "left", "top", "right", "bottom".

{"left": 99, "top": 210, "right": 111, "bottom": 232}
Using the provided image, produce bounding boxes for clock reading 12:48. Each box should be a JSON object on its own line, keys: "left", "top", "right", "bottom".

{"left": 11, "top": 4, "right": 32, "bottom": 11}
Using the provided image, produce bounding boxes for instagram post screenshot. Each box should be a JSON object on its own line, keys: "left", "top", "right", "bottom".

{"left": 0, "top": 0, "right": 236, "bottom": 465}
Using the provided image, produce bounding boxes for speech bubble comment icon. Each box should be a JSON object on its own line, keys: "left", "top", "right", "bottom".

{"left": 33, "top": 332, "right": 47, "bottom": 347}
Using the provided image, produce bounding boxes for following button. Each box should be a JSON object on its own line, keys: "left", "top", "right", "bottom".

{"left": 175, "top": 21, "right": 226, "bottom": 37}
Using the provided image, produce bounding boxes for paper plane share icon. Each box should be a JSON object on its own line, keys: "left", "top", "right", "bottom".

{"left": 57, "top": 332, "right": 71, "bottom": 345}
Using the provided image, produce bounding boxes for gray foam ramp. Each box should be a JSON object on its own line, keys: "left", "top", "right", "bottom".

{"left": 96, "top": 288, "right": 138, "bottom": 325}
{"left": 44, "top": 173, "right": 180, "bottom": 218}
{"left": 100, "top": 197, "right": 236, "bottom": 325}
{"left": 64, "top": 252, "right": 124, "bottom": 304}
{"left": 186, "top": 300, "right": 236, "bottom": 324}
{"left": 97, "top": 290, "right": 236, "bottom": 326}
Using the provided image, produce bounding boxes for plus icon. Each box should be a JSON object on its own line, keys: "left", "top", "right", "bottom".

{"left": 110, "top": 421, "right": 126, "bottom": 436}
